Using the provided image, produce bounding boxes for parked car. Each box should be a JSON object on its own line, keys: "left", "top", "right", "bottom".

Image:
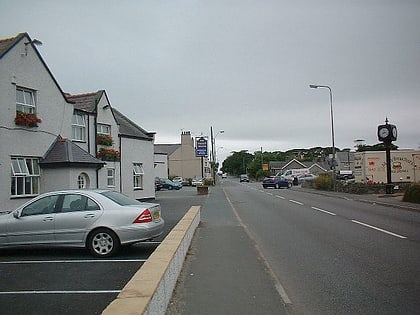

{"left": 172, "top": 176, "right": 183, "bottom": 185}
{"left": 221, "top": 173, "right": 227, "bottom": 179}
{"left": 240, "top": 174, "right": 249, "bottom": 182}
{"left": 0, "top": 190, "right": 164, "bottom": 257}
{"left": 161, "top": 178, "right": 182, "bottom": 190}
{"left": 262, "top": 176, "right": 292, "bottom": 189}
{"left": 191, "top": 177, "right": 204, "bottom": 186}
{"left": 172, "top": 176, "right": 190, "bottom": 186}
{"left": 155, "top": 177, "right": 164, "bottom": 191}
{"left": 297, "top": 173, "right": 318, "bottom": 184}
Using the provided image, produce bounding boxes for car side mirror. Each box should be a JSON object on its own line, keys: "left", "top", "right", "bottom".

{"left": 13, "top": 211, "right": 20, "bottom": 219}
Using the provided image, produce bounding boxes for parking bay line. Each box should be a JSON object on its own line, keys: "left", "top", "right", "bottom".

{"left": 0, "top": 290, "right": 121, "bottom": 295}
{"left": 0, "top": 259, "right": 146, "bottom": 264}
{"left": 351, "top": 220, "right": 407, "bottom": 239}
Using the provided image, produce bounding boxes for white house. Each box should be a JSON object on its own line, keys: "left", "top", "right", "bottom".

{"left": 0, "top": 32, "right": 156, "bottom": 209}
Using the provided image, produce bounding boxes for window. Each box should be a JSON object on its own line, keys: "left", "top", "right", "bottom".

{"left": 21, "top": 195, "right": 59, "bottom": 216}
{"left": 11, "top": 157, "right": 40, "bottom": 197}
{"left": 72, "top": 113, "right": 86, "bottom": 141}
{"left": 77, "top": 173, "right": 90, "bottom": 189}
{"left": 107, "top": 168, "right": 115, "bottom": 187}
{"left": 97, "top": 124, "right": 111, "bottom": 135}
{"left": 133, "top": 163, "right": 144, "bottom": 189}
{"left": 16, "top": 87, "right": 36, "bottom": 113}
{"left": 61, "top": 194, "right": 100, "bottom": 213}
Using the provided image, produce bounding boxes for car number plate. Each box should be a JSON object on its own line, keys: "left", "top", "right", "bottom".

{"left": 153, "top": 211, "right": 160, "bottom": 220}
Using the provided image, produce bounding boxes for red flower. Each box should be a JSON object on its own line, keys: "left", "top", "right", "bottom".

{"left": 97, "top": 134, "right": 113, "bottom": 146}
{"left": 15, "top": 111, "right": 42, "bottom": 127}
{"left": 97, "top": 148, "right": 120, "bottom": 161}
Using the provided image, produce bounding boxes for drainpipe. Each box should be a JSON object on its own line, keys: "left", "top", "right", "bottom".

{"left": 94, "top": 114, "right": 99, "bottom": 188}
{"left": 119, "top": 134, "right": 122, "bottom": 193}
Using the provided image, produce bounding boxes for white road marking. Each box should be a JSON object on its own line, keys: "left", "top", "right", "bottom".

{"left": 289, "top": 200, "right": 303, "bottom": 205}
{"left": 0, "top": 290, "right": 120, "bottom": 295}
{"left": 351, "top": 220, "right": 407, "bottom": 239}
{"left": 223, "top": 188, "right": 292, "bottom": 305}
{"left": 275, "top": 195, "right": 285, "bottom": 200}
{"left": 0, "top": 259, "right": 146, "bottom": 264}
{"left": 311, "top": 206, "right": 336, "bottom": 216}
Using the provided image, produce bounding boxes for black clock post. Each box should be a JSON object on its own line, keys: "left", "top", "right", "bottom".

{"left": 377, "top": 118, "right": 397, "bottom": 194}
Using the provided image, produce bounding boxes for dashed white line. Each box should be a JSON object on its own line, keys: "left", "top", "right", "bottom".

{"left": 311, "top": 206, "right": 336, "bottom": 216}
{"left": 289, "top": 200, "right": 304, "bottom": 205}
{"left": 275, "top": 195, "right": 285, "bottom": 200}
{"left": 351, "top": 220, "right": 407, "bottom": 239}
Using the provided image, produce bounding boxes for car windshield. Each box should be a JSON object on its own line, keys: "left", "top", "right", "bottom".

{"left": 101, "top": 191, "right": 142, "bottom": 206}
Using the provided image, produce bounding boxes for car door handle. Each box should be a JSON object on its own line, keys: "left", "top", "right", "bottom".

{"left": 43, "top": 217, "right": 54, "bottom": 221}
{"left": 84, "top": 214, "right": 96, "bottom": 218}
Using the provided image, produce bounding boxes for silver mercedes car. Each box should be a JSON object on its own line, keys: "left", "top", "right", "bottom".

{"left": 0, "top": 190, "right": 164, "bottom": 257}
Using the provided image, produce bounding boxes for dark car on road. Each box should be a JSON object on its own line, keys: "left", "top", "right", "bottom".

{"left": 240, "top": 174, "right": 250, "bottom": 182}
{"left": 262, "top": 176, "right": 292, "bottom": 189}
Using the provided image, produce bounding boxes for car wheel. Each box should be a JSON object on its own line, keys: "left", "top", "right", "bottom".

{"left": 168, "top": 185, "right": 173, "bottom": 190}
{"left": 87, "top": 228, "right": 120, "bottom": 258}
{"left": 287, "top": 182, "right": 292, "bottom": 188}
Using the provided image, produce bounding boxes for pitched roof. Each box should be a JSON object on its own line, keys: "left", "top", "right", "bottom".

{"left": 65, "top": 91, "right": 103, "bottom": 112}
{"left": 40, "top": 136, "right": 104, "bottom": 168}
{"left": 0, "top": 33, "right": 26, "bottom": 58}
{"left": 112, "top": 108, "right": 154, "bottom": 141}
{"left": 155, "top": 144, "right": 180, "bottom": 155}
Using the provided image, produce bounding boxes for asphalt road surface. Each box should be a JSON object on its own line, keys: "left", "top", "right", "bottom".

{"left": 221, "top": 179, "right": 420, "bottom": 314}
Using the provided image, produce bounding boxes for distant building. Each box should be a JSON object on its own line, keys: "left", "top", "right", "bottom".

{"left": 269, "top": 159, "right": 328, "bottom": 175}
{"left": 155, "top": 131, "right": 211, "bottom": 179}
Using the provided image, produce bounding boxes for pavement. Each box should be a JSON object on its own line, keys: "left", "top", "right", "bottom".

{"left": 165, "top": 183, "right": 420, "bottom": 315}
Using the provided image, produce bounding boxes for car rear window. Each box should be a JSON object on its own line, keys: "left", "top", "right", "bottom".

{"left": 101, "top": 191, "right": 142, "bottom": 206}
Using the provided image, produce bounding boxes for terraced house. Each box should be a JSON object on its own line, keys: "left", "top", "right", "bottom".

{"left": 0, "top": 32, "right": 156, "bottom": 210}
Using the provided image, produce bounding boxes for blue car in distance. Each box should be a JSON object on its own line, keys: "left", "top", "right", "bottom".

{"left": 262, "top": 176, "right": 292, "bottom": 189}
{"left": 161, "top": 178, "right": 182, "bottom": 190}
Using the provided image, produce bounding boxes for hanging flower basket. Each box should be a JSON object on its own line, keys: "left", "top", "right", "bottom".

{"left": 97, "top": 148, "right": 120, "bottom": 161}
{"left": 97, "top": 134, "right": 113, "bottom": 146}
{"left": 15, "top": 111, "right": 41, "bottom": 127}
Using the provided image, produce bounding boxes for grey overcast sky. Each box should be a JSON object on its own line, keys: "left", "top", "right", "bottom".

{"left": 1, "top": 0, "right": 419, "bottom": 163}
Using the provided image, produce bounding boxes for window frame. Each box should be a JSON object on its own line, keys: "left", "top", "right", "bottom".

{"left": 107, "top": 168, "right": 115, "bottom": 187}
{"left": 16, "top": 87, "right": 36, "bottom": 114}
{"left": 72, "top": 112, "right": 86, "bottom": 142}
{"left": 11, "top": 157, "right": 40, "bottom": 198}
{"left": 133, "top": 163, "right": 144, "bottom": 190}
{"left": 97, "top": 124, "right": 111, "bottom": 135}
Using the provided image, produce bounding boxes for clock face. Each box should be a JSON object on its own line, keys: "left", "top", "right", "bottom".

{"left": 392, "top": 126, "right": 397, "bottom": 138}
{"left": 379, "top": 127, "right": 389, "bottom": 138}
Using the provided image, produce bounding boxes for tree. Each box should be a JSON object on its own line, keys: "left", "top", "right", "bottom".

{"left": 221, "top": 150, "right": 253, "bottom": 176}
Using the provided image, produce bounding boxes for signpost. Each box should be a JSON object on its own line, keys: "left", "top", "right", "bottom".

{"left": 195, "top": 137, "right": 208, "bottom": 178}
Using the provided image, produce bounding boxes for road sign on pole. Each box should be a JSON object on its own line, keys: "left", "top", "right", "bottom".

{"left": 195, "top": 137, "right": 208, "bottom": 157}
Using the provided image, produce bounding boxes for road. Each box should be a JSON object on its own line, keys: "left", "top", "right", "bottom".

{"left": 222, "top": 179, "right": 420, "bottom": 314}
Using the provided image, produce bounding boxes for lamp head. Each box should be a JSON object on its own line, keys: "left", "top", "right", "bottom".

{"left": 309, "top": 84, "right": 319, "bottom": 89}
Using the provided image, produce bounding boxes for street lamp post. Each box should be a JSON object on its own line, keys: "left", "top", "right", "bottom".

{"left": 309, "top": 84, "right": 336, "bottom": 191}
{"left": 210, "top": 127, "right": 224, "bottom": 185}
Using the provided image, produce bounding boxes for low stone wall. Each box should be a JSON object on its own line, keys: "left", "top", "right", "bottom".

{"left": 102, "top": 205, "right": 201, "bottom": 315}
